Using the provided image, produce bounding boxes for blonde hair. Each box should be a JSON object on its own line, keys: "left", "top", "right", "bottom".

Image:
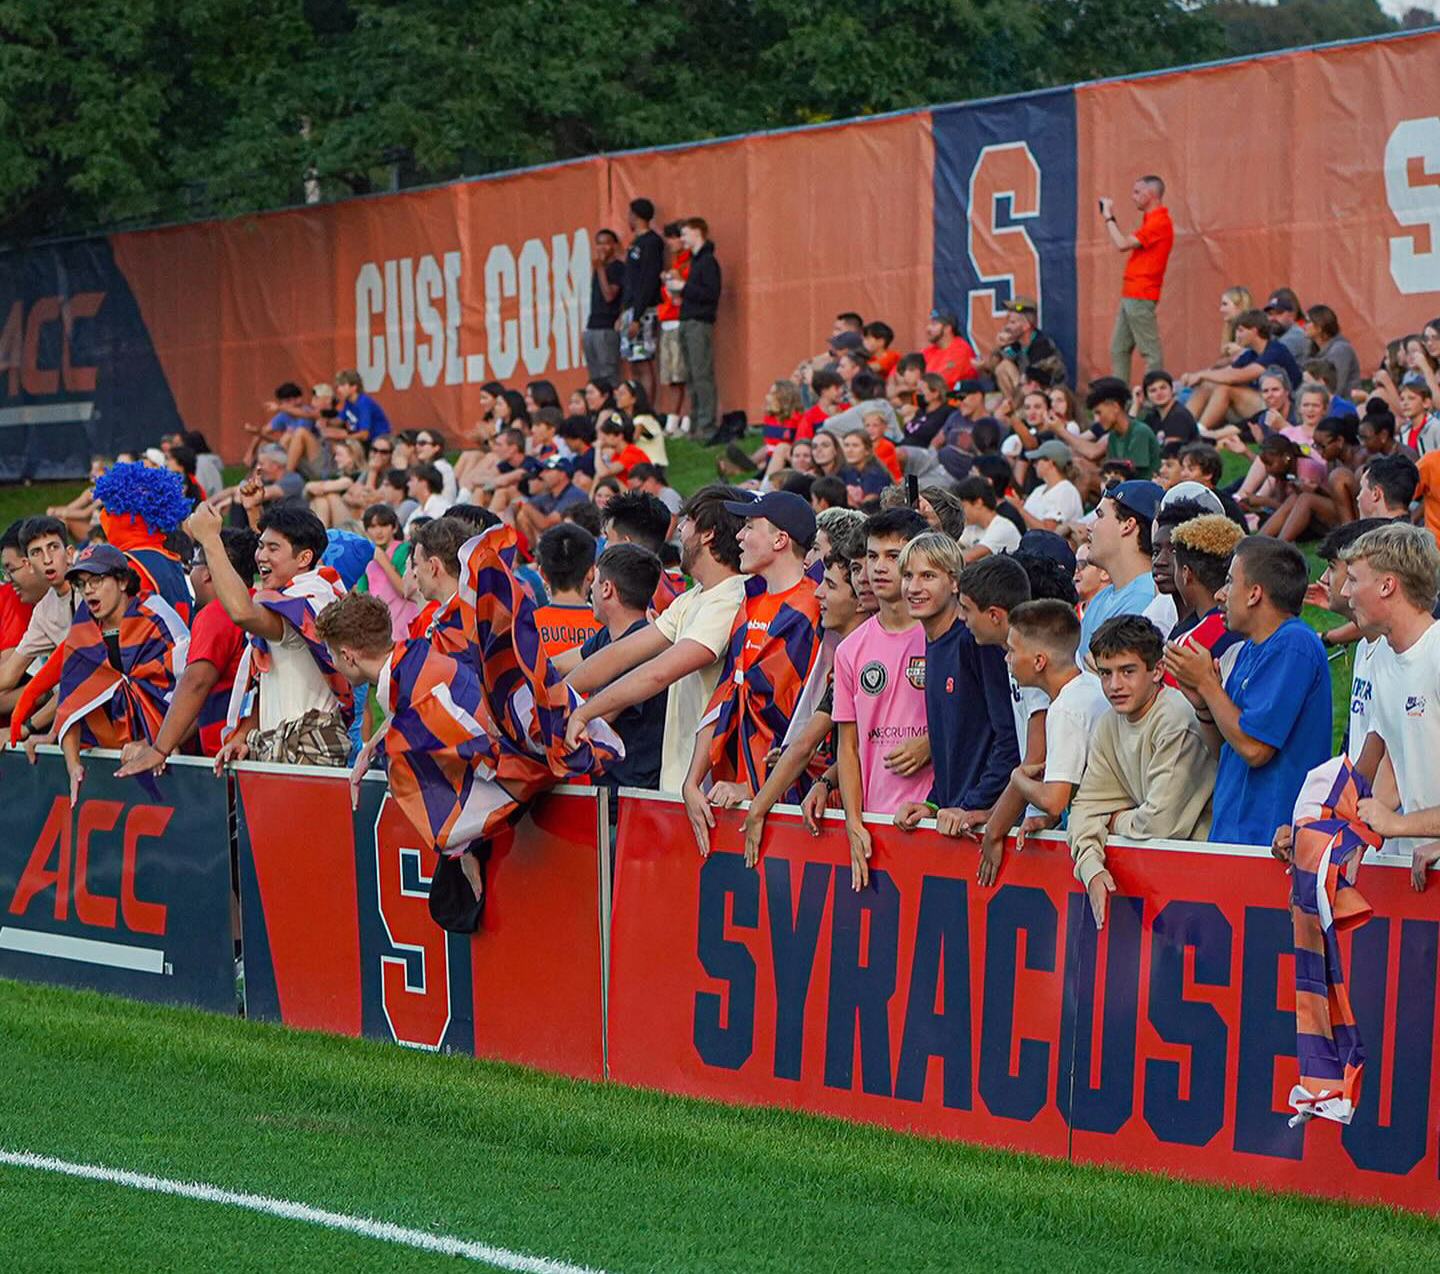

{"left": 817, "top": 506, "right": 865, "bottom": 544}
{"left": 1221, "top": 286, "right": 1253, "bottom": 349}
{"left": 1340, "top": 523, "right": 1440, "bottom": 612}
{"left": 1170, "top": 513, "right": 1244, "bottom": 559}
{"left": 768, "top": 380, "right": 803, "bottom": 419}
{"left": 899, "top": 531, "right": 962, "bottom": 581}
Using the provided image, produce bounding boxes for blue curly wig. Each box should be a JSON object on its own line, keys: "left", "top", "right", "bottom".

{"left": 93, "top": 462, "right": 193, "bottom": 534}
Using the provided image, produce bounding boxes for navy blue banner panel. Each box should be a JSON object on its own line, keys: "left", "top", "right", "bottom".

{"left": 931, "top": 89, "right": 1078, "bottom": 382}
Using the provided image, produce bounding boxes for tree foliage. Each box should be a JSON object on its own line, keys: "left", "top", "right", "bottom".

{"left": 1, "top": 0, "right": 1420, "bottom": 245}
{"left": 1206, "top": 0, "right": 1430, "bottom": 58}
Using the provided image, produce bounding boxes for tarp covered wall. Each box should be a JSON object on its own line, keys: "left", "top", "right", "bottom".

{"left": 2, "top": 31, "right": 1439, "bottom": 472}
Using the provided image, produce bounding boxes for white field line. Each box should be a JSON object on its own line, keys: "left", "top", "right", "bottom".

{"left": 0, "top": 1149, "right": 610, "bottom": 1274}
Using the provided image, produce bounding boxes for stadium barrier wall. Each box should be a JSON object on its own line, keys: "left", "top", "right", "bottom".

{"left": 5, "top": 30, "right": 1440, "bottom": 475}
{"left": 234, "top": 765, "right": 610, "bottom": 1079}
{"left": 606, "top": 790, "right": 1440, "bottom": 1213}
{"left": 0, "top": 747, "right": 235, "bottom": 1013}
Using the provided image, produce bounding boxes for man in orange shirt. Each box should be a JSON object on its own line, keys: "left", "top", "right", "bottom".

{"left": 1100, "top": 174, "right": 1174, "bottom": 381}
{"left": 532, "top": 523, "right": 603, "bottom": 656}
{"left": 921, "top": 309, "right": 977, "bottom": 385}
{"left": 657, "top": 221, "right": 691, "bottom": 435}
{"left": 1414, "top": 447, "right": 1440, "bottom": 551}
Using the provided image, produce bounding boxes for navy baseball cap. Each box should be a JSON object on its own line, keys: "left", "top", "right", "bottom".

{"left": 1019, "top": 529, "right": 1076, "bottom": 574}
{"left": 65, "top": 543, "right": 132, "bottom": 581}
{"left": 722, "top": 490, "right": 817, "bottom": 550}
{"left": 828, "top": 330, "right": 865, "bottom": 354}
{"left": 1107, "top": 479, "right": 1165, "bottom": 524}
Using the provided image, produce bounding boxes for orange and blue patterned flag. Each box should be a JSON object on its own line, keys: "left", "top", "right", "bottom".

{"left": 225, "top": 567, "right": 354, "bottom": 735}
{"left": 55, "top": 593, "right": 188, "bottom": 750}
{"left": 453, "top": 524, "right": 622, "bottom": 783}
{"left": 702, "top": 562, "right": 823, "bottom": 794}
{"left": 1287, "top": 755, "right": 1378, "bottom": 1127}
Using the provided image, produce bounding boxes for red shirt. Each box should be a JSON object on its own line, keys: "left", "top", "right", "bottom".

{"left": 611, "top": 443, "right": 652, "bottom": 480}
{"left": 652, "top": 570, "right": 685, "bottom": 616}
{"left": 656, "top": 248, "right": 691, "bottom": 324}
{"left": 869, "top": 348, "right": 900, "bottom": 379}
{"left": 873, "top": 438, "right": 902, "bottom": 481}
{"left": 1122, "top": 205, "right": 1174, "bottom": 302}
{"left": 189, "top": 598, "right": 248, "bottom": 755}
{"left": 795, "top": 403, "right": 834, "bottom": 442}
{"left": 0, "top": 582, "right": 35, "bottom": 651}
{"left": 922, "top": 336, "right": 977, "bottom": 384}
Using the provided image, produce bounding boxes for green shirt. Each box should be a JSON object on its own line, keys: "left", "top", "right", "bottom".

{"left": 1105, "top": 418, "right": 1160, "bottom": 479}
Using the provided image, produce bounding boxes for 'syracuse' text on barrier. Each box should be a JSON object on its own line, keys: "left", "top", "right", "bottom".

{"left": 1, "top": 747, "right": 1435, "bottom": 1212}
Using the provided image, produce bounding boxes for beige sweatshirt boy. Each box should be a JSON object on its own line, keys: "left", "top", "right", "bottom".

{"left": 1068, "top": 684, "right": 1215, "bottom": 886}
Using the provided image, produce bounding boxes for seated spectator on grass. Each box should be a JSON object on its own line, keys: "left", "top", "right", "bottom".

{"left": 1070, "top": 614, "right": 1216, "bottom": 927}
{"left": 1020, "top": 441, "right": 1085, "bottom": 531}
{"left": 823, "top": 370, "right": 900, "bottom": 442}
{"left": 475, "top": 428, "right": 541, "bottom": 515}
{"left": 1164, "top": 536, "right": 1330, "bottom": 846}
{"left": 615, "top": 379, "right": 668, "bottom": 473}
{"left": 862, "top": 410, "right": 902, "bottom": 481}
{"left": 1358, "top": 407, "right": 1401, "bottom": 462}
{"left": 533, "top": 523, "right": 602, "bottom": 657}
{"left": 757, "top": 379, "right": 805, "bottom": 473}
{"left": 235, "top": 444, "right": 305, "bottom": 530}
{"left": 565, "top": 486, "right": 746, "bottom": 794}
{"left": 575, "top": 544, "right": 666, "bottom": 794}
{"left": 1309, "top": 414, "right": 1365, "bottom": 524}
{"left": 832, "top": 508, "right": 932, "bottom": 888}
{"left": 626, "top": 462, "right": 682, "bottom": 518}
{"left": 118, "top": 528, "right": 260, "bottom": 773}
{"left": 413, "top": 429, "right": 457, "bottom": 503}
{"left": 1155, "top": 440, "right": 1183, "bottom": 489}
{"left": 1358, "top": 451, "right": 1418, "bottom": 520}
{"left": 1086, "top": 376, "right": 1160, "bottom": 479}
{"left": 1264, "top": 287, "right": 1312, "bottom": 363}
{"left": 354, "top": 505, "right": 416, "bottom": 639}
{"left": 894, "top": 532, "right": 1020, "bottom": 837}
{"left": 838, "top": 430, "right": 892, "bottom": 509}
{"left": 189, "top": 501, "right": 353, "bottom": 768}
{"left": 1302, "top": 355, "right": 1357, "bottom": 420}
{"left": 405, "top": 464, "right": 450, "bottom": 530}
{"left": 596, "top": 416, "right": 652, "bottom": 484}
{"left": 862, "top": 321, "right": 898, "bottom": 379}
{"left": 956, "top": 475, "right": 1021, "bottom": 563}
{"left": 742, "top": 546, "right": 869, "bottom": 865}
{"left": 983, "top": 298, "right": 1065, "bottom": 401}
{"left": 335, "top": 368, "right": 391, "bottom": 443}
{"left": 899, "top": 374, "right": 958, "bottom": 452}
{"left": 921, "top": 308, "right": 977, "bottom": 384}
{"left": 1326, "top": 525, "right": 1440, "bottom": 882}
{"left": 979, "top": 599, "right": 1109, "bottom": 883}
{"left": 1077, "top": 480, "right": 1163, "bottom": 663}
{"left": 601, "top": 491, "right": 685, "bottom": 612}
{"left": 1395, "top": 376, "right": 1440, "bottom": 456}
{"left": 1137, "top": 369, "right": 1197, "bottom": 444}
{"left": 1303, "top": 304, "right": 1360, "bottom": 398}
{"left": 556, "top": 415, "right": 598, "bottom": 493}
{"left": 516, "top": 457, "right": 590, "bottom": 545}
{"left": 796, "top": 369, "right": 846, "bottom": 440}
{"left": 1182, "top": 308, "right": 1304, "bottom": 433}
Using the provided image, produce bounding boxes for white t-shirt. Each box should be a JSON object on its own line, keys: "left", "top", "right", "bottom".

{"left": 1367, "top": 621, "right": 1440, "bottom": 855}
{"left": 435, "top": 457, "right": 458, "bottom": 503}
{"left": 1008, "top": 672, "right": 1050, "bottom": 819}
{"left": 405, "top": 492, "right": 450, "bottom": 531}
{"left": 1141, "top": 591, "right": 1178, "bottom": 640}
{"left": 960, "top": 516, "right": 1021, "bottom": 557}
{"left": 258, "top": 620, "right": 341, "bottom": 733}
{"left": 1347, "top": 636, "right": 1380, "bottom": 761}
{"left": 1042, "top": 672, "right": 1109, "bottom": 786}
{"left": 653, "top": 574, "right": 747, "bottom": 792}
{"left": 1023, "top": 479, "right": 1084, "bottom": 527}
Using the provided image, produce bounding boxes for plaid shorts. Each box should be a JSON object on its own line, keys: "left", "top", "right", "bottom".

{"left": 246, "top": 708, "right": 350, "bottom": 767}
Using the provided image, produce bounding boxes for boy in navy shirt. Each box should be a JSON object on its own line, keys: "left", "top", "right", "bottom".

{"left": 335, "top": 368, "right": 391, "bottom": 442}
{"left": 893, "top": 531, "right": 1019, "bottom": 838}
{"left": 1181, "top": 309, "right": 1303, "bottom": 437}
{"left": 1164, "top": 535, "right": 1330, "bottom": 846}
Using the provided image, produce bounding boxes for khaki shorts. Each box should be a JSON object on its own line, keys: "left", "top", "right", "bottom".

{"left": 658, "top": 325, "right": 688, "bottom": 385}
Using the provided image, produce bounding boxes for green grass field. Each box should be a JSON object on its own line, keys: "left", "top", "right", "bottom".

{"left": 2, "top": 979, "right": 1436, "bottom": 1273}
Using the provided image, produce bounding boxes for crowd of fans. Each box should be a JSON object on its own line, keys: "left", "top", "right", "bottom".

{"left": 8, "top": 177, "right": 1440, "bottom": 930}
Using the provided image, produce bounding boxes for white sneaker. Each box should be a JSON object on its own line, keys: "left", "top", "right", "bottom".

{"left": 679, "top": 415, "right": 692, "bottom": 435}
{"left": 663, "top": 414, "right": 681, "bottom": 436}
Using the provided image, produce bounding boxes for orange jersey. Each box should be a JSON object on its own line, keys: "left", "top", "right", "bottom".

{"left": 533, "top": 602, "right": 603, "bottom": 657}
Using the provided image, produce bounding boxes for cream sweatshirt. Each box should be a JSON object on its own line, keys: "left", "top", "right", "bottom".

{"left": 1068, "top": 685, "right": 1216, "bottom": 886}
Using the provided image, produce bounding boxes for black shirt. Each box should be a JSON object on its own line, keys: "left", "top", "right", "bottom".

{"left": 679, "top": 243, "right": 721, "bottom": 323}
{"left": 579, "top": 619, "right": 665, "bottom": 790}
{"left": 904, "top": 405, "right": 956, "bottom": 448}
{"left": 588, "top": 260, "right": 625, "bottom": 329}
{"left": 622, "top": 229, "right": 664, "bottom": 313}
{"left": 1144, "top": 401, "right": 1198, "bottom": 444}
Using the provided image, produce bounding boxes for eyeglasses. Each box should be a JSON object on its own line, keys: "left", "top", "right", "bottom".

{"left": 372, "top": 446, "right": 393, "bottom": 455}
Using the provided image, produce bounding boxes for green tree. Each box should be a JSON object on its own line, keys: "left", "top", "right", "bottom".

{"left": 1205, "top": 0, "right": 1401, "bottom": 57}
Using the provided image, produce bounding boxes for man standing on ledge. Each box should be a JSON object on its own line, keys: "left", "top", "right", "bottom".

{"left": 678, "top": 218, "right": 722, "bottom": 444}
{"left": 1100, "top": 174, "right": 1173, "bottom": 381}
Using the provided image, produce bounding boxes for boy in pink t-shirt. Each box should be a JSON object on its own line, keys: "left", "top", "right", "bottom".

{"left": 832, "top": 509, "right": 934, "bottom": 887}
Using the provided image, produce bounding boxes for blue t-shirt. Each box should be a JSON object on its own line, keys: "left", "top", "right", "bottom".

{"left": 1077, "top": 572, "right": 1157, "bottom": 667}
{"left": 530, "top": 482, "right": 588, "bottom": 517}
{"left": 1210, "top": 617, "right": 1332, "bottom": 846}
{"left": 839, "top": 462, "right": 891, "bottom": 499}
{"left": 923, "top": 616, "right": 1018, "bottom": 810}
{"left": 580, "top": 619, "right": 665, "bottom": 791}
{"left": 1233, "top": 340, "right": 1303, "bottom": 394}
{"left": 341, "top": 392, "right": 391, "bottom": 439}
{"left": 268, "top": 409, "right": 314, "bottom": 434}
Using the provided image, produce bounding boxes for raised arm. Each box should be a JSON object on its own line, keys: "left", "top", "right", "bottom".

{"left": 185, "top": 503, "right": 284, "bottom": 641}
